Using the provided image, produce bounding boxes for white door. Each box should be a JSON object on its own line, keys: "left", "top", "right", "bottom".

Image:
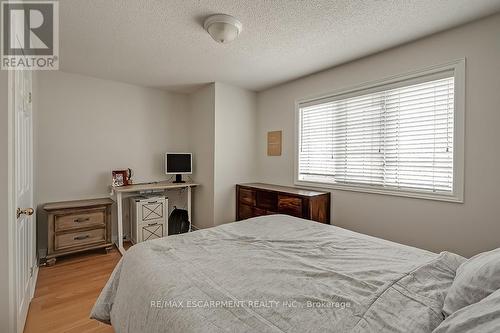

{"left": 13, "top": 68, "right": 36, "bottom": 333}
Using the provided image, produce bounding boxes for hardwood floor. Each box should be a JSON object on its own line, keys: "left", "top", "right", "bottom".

{"left": 23, "top": 247, "right": 123, "bottom": 333}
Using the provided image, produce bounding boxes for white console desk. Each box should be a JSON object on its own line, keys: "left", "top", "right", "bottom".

{"left": 111, "top": 181, "right": 198, "bottom": 255}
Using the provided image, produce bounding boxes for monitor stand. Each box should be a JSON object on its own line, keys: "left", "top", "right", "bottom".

{"left": 173, "top": 174, "right": 185, "bottom": 183}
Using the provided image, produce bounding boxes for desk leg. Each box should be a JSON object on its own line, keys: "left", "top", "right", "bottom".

{"left": 116, "top": 192, "right": 126, "bottom": 255}
{"left": 187, "top": 186, "right": 192, "bottom": 232}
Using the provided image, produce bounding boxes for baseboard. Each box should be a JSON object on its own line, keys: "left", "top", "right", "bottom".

{"left": 30, "top": 265, "right": 39, "bottom": 300}
{"left": 20, "top": 265, "right": 39, "bottom": 333}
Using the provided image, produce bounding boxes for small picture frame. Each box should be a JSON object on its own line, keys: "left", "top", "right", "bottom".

{"left": 267, "top": 130, "right": 282, "bottom": 156}
{"left": 112, "top": 170, "right": 127, "bottom": 187}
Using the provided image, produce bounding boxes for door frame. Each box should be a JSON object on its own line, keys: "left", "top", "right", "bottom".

{"left": 7, "top": 69, "right": 38, "bottom": 333}
{"left": 7, "top": 68, "right": 17, "bottom": 333}
{"left": 7, "top": 69, "right": 17, "bottom": 333}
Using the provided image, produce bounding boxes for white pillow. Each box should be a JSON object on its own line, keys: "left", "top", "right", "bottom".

{"left": 433, "top": 288, "right": 500, "bottom": 333}
{"left": 443, "top": 248, "right": 500, "bottom": 316}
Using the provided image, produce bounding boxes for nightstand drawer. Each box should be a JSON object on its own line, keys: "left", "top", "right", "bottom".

{"left": 55, "top": 228, "right": 105, "bottom": 251}
{"left": 55, "top": 210, "right": 105, "bottom": 232}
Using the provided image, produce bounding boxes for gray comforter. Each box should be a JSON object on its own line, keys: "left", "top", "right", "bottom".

{"left": 91, "top": 215, "right": 464, "bottom": 332}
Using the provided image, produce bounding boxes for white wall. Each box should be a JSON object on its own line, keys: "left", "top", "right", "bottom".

{"left": 189, "top": 84, "right": 215, "bottom": 229}
{"left": 214, "top": 83, "right": 257, "bottom": 224}
{"left": 256, "top": 14, "right": 500, "bottom": 258}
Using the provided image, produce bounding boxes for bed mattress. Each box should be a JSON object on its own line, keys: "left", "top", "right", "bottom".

{"left": 91, "top": 214, "right": 464, "bottom": 332}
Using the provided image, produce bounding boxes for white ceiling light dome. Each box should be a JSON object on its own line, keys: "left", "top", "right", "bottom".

{"left": 203, "top": 14, "right": 242, "bottom": 44}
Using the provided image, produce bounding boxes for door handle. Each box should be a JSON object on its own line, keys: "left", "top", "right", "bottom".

{"left": 17, "top": 207, "right": 34, "bottom": 219}
{"left": 74, "top": 235, "right": 90, "bottom": 241}
{"left": 74, "top": 217, "right": 90, "bottom": 223}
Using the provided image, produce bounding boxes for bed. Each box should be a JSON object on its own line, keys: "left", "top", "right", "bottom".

{"left": 91, "top": 214, "right": 465, "bottom": 332}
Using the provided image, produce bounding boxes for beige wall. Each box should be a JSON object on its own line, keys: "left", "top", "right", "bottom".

{"left": 188, "top": 82, "right": 258, "bottom": 228}
{"left": 0, "top": 70, "right": 12, "bottom": 333}
{"left": 189, "top": 84, "right": 216, "bottom": 229}
{"left": 36, "top": 71, "right": 190, "bottom": 248}
{"left": 34, "top": 73, "right": 257, "bottom": 239}
{"left": 214, "top": 83, "right": 257, "bottom": 224}
{"left": 36, "top": 71, "right": 190, "bottom": 203}
{"left": 256, "top": 14, "right": 500, "bottom": 258}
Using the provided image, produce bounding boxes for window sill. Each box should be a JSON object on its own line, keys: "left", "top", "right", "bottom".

{"left": 295, "top": 180, "right": 464, "bottom": 203}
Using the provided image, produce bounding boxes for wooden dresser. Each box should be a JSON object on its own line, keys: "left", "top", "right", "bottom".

{"left": 43, "top": 198, "right": 114, "bottom": 266}
{"left": 236, "top": 183, "right": 330, "bottom": 224}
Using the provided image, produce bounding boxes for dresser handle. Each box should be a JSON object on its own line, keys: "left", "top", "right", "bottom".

{"left": 74, "top": 217, "right": 90, "bottom": 223}
{"left": 74, "top": 235, "right": 90, "bottom": 241}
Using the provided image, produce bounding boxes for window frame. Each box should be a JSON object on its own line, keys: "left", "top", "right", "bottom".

{"left": 294, "top": 59, "right": 465, "bottom": 203}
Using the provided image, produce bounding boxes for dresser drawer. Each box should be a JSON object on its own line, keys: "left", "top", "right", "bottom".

{"left": 55, "top": 210, "right": 105, "bottom": 232}
{"left": 55, "top": 228, "right": 105, "bottom": 251}
{"left": 239, "top": 188, "right": 256, "bottom": 206}
{"left": 238, "top": 204, "right": 266, "bottom": 220}
{"left": 278, "top": 195, "right": 303, "bottom": 217}
{"left": 256, "top": 191, "right": 277, "bottom": 210}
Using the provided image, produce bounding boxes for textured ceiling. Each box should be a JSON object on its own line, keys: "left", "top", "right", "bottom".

{"left": 59, "top": 0, "right": 500, "bottom": 93}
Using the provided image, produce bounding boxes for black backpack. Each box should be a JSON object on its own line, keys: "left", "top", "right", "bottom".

{"left": 168, "top": 208, "right": 190, "bottom": 235}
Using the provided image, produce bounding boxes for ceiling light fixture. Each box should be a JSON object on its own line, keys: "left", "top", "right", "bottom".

{"left": 203, "top": 14, "right": 242, "bottom": 44}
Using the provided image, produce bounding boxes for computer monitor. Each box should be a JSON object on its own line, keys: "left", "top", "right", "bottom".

{"left": 165, "top": 153, "right": 192, "bottom": 183}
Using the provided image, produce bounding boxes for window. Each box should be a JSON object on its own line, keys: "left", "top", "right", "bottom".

{"left": 296, "top": 61, "right": 464, "bottom": 202}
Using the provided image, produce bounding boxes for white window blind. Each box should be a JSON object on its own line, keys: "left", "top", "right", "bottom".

{"left": 298, "top": 74, "right": 456, "bottom": 196}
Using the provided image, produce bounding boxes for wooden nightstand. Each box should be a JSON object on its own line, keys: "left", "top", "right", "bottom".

{"left": 43, "top": 198, "right": 114, "bottom": 266}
